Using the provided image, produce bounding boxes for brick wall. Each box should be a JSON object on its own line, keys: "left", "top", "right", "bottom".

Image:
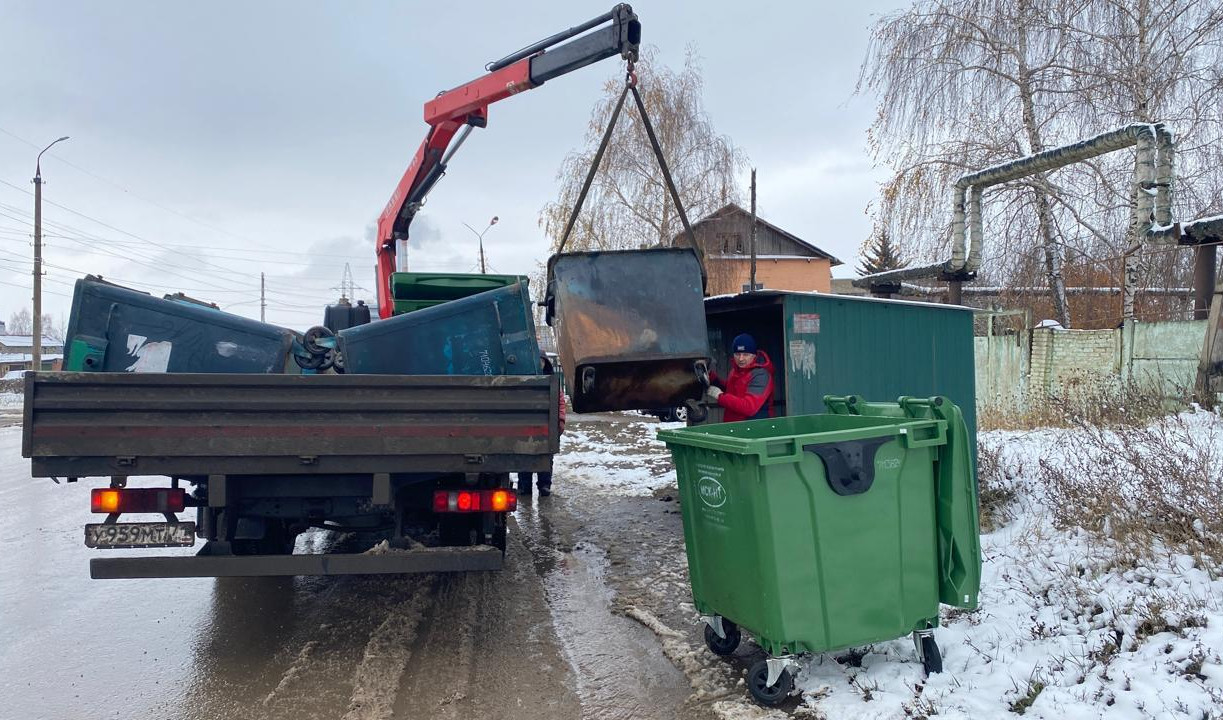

{"left": 706, "top": 257, "right": 832, "bottom": 295}
{"left": 977, "top": 320, "right": 1204, "bottom": 416}
{"left": 1029, "top": 328, "right": 1120, "bottom": 401}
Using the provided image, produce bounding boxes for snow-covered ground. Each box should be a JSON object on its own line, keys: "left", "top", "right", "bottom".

{"left": 557, "top": 416, "right": 683, "bottom": 496}
{"left": 621, "top": 410, "right": 1223, "bottom": 718}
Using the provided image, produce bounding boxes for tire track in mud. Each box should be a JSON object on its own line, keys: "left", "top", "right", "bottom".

{"left": 190, "top": 573, "right": 439, "bottom": 720}
{"left": 391, "top": 528, "right": 582, "bottom": 719}
{"left": 339, "top": 575, "right": 438, "bottom": 720}
{"left": 391, "top": 571, "right": 481, "bottom": 719}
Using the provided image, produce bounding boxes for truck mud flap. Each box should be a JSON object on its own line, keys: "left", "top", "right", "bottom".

{"left": 89, "top": 545, "right": 503, "bottom": 579}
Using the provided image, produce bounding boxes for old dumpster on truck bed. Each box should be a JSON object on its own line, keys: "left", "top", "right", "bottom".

{"left": 338, "top": 281, "right": 540, "bottom": 375}
{"left": 700, "top": 291, "right": 977, "bottom": 443}
{"left": 63, "top": 276, "right": 297, "bottom": 373}
{"left": 389, "top": 271, "right": 527, "bottom": 315}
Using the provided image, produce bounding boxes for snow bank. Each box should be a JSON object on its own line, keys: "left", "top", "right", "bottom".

{"left": 556, "top": 419, "right": 683, "bottom": 496}
{"left": 790, "top": 412, "right": 1223, "bottom": 718}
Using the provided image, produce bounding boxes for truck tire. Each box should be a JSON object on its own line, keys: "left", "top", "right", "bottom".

{"left": 491, "top": 520, "right": 507, "bottom": 554}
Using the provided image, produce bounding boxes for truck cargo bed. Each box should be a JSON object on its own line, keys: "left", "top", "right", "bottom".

{"left": 24, "top": 372, "right": 560, "bottom": 478}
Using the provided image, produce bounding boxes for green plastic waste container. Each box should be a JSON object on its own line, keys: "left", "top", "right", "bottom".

{"left": 658, "top": 395, "right": 981, "bottom": 706}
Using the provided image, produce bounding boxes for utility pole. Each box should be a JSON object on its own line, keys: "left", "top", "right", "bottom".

{"left": 749, "top": 168, "right": 758, "bottom": 293}
{"left": 32, "top": 136, "right": 69, "bottom": 372}
{"left": 260, "top": 272, "right": 266, "bottom": 322}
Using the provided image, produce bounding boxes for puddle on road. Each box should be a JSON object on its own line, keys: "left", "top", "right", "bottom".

{"left": 517, "top": 501, "right": 689, "bottom": 720}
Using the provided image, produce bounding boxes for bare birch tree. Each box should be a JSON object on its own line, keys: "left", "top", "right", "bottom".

{"left": 540, "top": 47, "right": 747, "bottom": 256}
{"left": 860, "top": 0, "right": 1223, "bottom": 327}
{"left": 8, "top": 309, "right": 31, "bottom": 335}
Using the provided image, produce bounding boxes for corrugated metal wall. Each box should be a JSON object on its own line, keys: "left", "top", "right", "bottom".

{"left": 703, "top": 292, "right": 977, "bottom": 439}
{"left": 781, "top": 295, "right": 978, "bottom": 439}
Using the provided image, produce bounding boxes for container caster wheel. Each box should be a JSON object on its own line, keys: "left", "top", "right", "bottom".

{"left": 920, "top": 634, "right": 942, "bottom": 675}
{"left": 747, "top": 658, "right": 794, "bottom": 706}
{"left": 913, "top": 629, "right": 942, "bottom": 675}
{"left": 702, "top": 617, "right": 740, "bottom": 656}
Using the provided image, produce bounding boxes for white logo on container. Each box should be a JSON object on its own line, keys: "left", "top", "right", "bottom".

{"left": 697, "top": 476, "right": 727, "bottom": 508}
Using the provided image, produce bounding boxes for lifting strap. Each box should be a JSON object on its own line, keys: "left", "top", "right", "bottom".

{"left": 555, "top": 64, "right": 707, "bottom": 284}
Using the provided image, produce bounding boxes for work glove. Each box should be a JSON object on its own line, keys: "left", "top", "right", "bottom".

{"left": 706, "top": 386, "right": 723, "bottom": 402}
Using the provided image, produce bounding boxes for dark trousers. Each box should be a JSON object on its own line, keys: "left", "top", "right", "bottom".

{"left": 517, "top": 472, "right": 552, "bottom": 491}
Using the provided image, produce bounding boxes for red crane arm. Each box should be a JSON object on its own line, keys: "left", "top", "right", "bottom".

{"left": 374, "top": 5, "right": 640, "bottom": 318}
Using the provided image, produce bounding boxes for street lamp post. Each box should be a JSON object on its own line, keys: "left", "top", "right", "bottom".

{"left": 463, "top": 216, "right": 499, "bottom": 274}
{"left": 33, "top": 136, "right": 69, "bottom": 372}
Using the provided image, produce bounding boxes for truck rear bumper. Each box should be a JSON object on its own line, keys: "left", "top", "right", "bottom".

{"left": 90, "top": 544, "right": 503, "bottom": 579}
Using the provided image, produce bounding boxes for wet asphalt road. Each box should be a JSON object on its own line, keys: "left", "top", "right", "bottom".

{"left": 0, "top": 414, "right": 738, "bottom": 720}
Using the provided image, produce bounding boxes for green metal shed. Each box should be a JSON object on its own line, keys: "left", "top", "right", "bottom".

{"left": 703, "top": 291, "right": 977, "bottom": 442}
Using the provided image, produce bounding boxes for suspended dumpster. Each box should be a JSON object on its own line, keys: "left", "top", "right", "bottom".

{"left": 63, "top": 276, "right": 296, "bottom": 374}
{"left": 546, "top": 248, "right": 709, "bottom": 413}
{"left": 338, "top": 281, "right": 541, "bottom": 376}
{"left": 659, "top": 395, "right": 981, "bottom": 706}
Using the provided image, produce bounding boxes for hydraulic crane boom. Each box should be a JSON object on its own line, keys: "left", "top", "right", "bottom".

{"left": 374, "top": 5, "right": 641, "bottom": 318}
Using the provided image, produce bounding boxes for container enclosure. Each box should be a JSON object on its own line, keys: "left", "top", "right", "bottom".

{"left": 701, "top": 291, "right": 978, "bottom": 444}
{"left": 63, "top": 276, "right": 296, "bottom": 373}
{"left": 546, "top": 248, "right": 709, "bottom": 413}
{"left": 338, "top": 282, "right": 541, "bottom": 376}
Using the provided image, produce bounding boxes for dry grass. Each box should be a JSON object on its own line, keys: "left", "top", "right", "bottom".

{"left": 976, "top": 443, "right": 1018, "bottom": 532}
{"left": 1035, "top": 410, "right": 1223, "bottom": 562}
{"left": 979, "top": 380, "right": 1175, "bottom": 432}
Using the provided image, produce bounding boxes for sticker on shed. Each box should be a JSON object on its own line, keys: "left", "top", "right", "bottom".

{"left": 792, "top": 313, "right": 820, "bottom": 334}
{"left": 789, "top": 340, "right": 815, "bottom": 379}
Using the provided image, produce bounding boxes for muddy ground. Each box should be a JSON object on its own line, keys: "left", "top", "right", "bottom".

{"left": 0, "top": 412, "right": 782, "bottom": 719}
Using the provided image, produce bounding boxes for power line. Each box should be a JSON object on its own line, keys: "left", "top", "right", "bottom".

{"left": 0, "top": 203, "right": 342, "bottom": 304}
{"left": 0, "top": 125, "right": 370, "bottom": 261}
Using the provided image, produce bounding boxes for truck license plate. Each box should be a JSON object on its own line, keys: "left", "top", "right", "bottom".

{"left": 85, "top": 522, "right": 196, "bottom": 549}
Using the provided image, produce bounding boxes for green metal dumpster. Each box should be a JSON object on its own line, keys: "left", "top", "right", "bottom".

{"left": 390, "top": 272, "right": 527, "bottom": 315}
{"left": 658, "top": 395, "right": 980, "bottom": 706}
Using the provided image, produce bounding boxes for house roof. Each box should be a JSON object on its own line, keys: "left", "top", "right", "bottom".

{"left": 0, "top": 335, "right": 63, "bottom": 349}
{"left": 0, "top": 353, "right": 63, "bottom": 363}
{"left": 675, "top": 203, "right": 843, "bottom": 266}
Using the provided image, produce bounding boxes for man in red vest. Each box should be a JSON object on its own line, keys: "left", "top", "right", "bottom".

{"left": 707, "top": 333, "right": 775, "bottom": 422}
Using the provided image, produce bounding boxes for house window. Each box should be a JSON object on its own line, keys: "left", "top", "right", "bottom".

{"left": 715, "top": 232, "right": 742, "bottom": 254}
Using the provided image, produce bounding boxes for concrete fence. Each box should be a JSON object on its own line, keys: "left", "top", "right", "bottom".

{"left": 975, "top": 319, "right": 1207, "bottom": 414}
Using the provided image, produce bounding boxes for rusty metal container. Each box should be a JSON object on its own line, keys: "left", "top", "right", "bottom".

{"left": 545, "top": 248, "right": 709, "bottom": 413}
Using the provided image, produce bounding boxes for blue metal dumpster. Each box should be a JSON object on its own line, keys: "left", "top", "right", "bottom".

{"left": 63, "top": 276, "right": 297, "bottom": 373}
{"left": 337, "top": 282, "right": 541, "bottom": 375}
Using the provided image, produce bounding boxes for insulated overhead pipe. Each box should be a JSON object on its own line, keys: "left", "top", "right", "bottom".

{"left": 855, "top": 123, "right": 1173, "bottom": 289}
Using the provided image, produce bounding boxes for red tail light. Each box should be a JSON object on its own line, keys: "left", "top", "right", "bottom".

{"left": 432, "top": 489, "right": 517, "bottom": 514}
{"left": 91, "top": 487, "right": 185, "bottom": 514}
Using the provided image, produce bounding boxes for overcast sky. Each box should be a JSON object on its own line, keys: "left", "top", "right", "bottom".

{"left": 0, "top": 0, "right": 904, "bottom": 329}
